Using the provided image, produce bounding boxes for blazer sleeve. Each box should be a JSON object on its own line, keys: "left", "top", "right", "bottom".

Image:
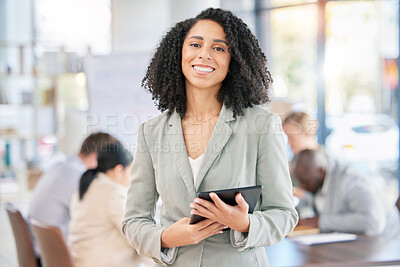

{"left": 232, "top": 113, "right": 298, "bottom": 250}
{"left": 122, "top": 123, "right": 175, "bottom": 266}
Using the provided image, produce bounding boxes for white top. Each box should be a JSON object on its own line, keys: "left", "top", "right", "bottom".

{"left": 188, "top": 154, "right": 204, "bottom": 188}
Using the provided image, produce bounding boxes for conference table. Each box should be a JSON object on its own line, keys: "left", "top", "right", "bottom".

{"left": 265, "top": 234, "right": 400, "bottom": 266}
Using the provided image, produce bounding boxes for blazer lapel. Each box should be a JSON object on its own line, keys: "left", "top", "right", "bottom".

{"left": 167, "top": 111, "right": 197, "bottom": 198}
{"left": 195, "top": 104, "right": 236, "bottom": 192}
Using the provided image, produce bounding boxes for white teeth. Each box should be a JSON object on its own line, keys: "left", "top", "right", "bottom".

{"left": 193, "top": 66, "right": 214, "bottom": 73}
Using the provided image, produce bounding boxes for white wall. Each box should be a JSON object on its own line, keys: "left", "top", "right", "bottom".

{"left": 111, "top": 0, "right": 170, "bottom": 53}
{"left": 2, "top": 0, "right": 33, "bottom": 42}
{"left": 111, "top": 0, "right": 221, "bottom": 54}
{"left": 169, "top": 0, "right": 219, "bottom": 24}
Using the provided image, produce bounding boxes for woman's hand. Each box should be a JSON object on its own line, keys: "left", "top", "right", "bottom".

{"left": 161, "top": 217, "right": 226, "bottom": 248}
{"left": 190, "top": 193, "right": 250, "bottom": 233}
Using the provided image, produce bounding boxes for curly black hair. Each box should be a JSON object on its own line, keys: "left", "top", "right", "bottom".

{"left": 142, "top": 8, "right": 272, "bottom": 118}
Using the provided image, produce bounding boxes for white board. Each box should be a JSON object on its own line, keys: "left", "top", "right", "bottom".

{"left": 84, "top": 53, "right": 160, "bottom": 152}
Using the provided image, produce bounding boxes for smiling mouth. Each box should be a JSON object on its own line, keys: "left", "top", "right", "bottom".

{"left": 193, "top": 65, "right": 215, "bottom": 73}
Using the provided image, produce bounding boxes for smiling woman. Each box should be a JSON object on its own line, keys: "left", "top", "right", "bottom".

{"left": 122, "top": 8, "right": 298, "bottom": 267}
{"left": 141, "top": 8, "right": 272, "bottom": 118}
{"left": 181, "top": 20, "right": 231, "bottom": 95}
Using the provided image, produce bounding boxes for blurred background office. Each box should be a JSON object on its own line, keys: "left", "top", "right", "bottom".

{"left": 1, "top": 0, "right": 400, "bottom": 266}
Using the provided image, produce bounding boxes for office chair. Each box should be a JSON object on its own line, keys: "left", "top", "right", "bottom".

{"left": 29, "top": 218, "right": 74, "bottom": 267}
{"left": 5, "top": 203, "right": 39, "bottom": 267}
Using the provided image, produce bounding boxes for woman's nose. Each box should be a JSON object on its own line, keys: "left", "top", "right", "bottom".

{"left": 198, "top": 47, "right": 212, "bottom": 60}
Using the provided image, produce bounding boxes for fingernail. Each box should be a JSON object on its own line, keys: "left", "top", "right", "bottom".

{"left": 194, "top": 199, "right": 199, "bottom": 203}
{"left": 210, "top": 193, "right": 216, "bottom": 198}
{"left": 191, "top": 210, "right": 195, "bottom": 214}
{"left": 218, "top": 231, "right": 223, "bottom": 234}
{"left": 223, "top": 226, "right": 228, "bottom": 229}
{"left": 189, "top": 203, "right": 194, "bottom": 208}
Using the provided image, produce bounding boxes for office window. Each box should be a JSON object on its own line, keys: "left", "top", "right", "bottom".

{"left": 325, "top": 0, "right": 399, "bottom": 115}
{"left": 266, "top": 5, "right": 318, "bottom": 112}
{"left": 262, "top": 0, "right": 317, "bottom": 8}
{"left": 260, "top": 0, "right": 399, "bottom": 198}
{"left": 36, "top": 0, "right": 111, "bottom": 56}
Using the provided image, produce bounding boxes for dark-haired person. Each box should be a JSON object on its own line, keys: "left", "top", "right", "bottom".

{"left": 122, "top": 8, "right": 298, "bottom": 267}
{"left": 294, "top": 149, "right": 400, "bottom": 239}
{"left": 68, "top": 143, "right": 148, "bottom": 267}
{"left": 29, "top": 133, "right": 118, "bottom": 239}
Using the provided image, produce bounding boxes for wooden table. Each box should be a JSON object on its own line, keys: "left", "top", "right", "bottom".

{"left": 265, "top": 235, "right": 400, "bottom": 266}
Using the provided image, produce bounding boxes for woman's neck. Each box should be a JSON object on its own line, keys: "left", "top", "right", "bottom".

{"left": 185, "top": 86, "right": 222, "bottom": 121}
{"left": 103, "top": 170, "right": 125, "bottom": 186}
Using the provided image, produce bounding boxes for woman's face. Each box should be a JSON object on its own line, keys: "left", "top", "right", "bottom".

{"left": 181, "top": 19, "right": 231, "bottom": 92}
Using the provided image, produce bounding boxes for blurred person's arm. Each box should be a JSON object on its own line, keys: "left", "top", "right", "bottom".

{"left": 319, "top": 177, "right": 386, "bottom": 235}
{"left": 293, "top": 186, "right": 305, "bottom": 198}
{"left": 298, "top": 217, "right": 319, "bottom": 228}
{"left": 295, "top": 189, "right": 316, "bottom": 219}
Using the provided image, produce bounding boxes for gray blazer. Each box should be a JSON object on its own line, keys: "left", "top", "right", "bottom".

{"left": 122, "top": 104, "right": 298, "bottom": 267}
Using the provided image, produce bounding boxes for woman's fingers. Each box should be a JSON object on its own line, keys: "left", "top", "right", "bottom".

{"left": 193, "top": 197, "right": 218, "bottom": 213}
{"left": 198, "top": 221, "right": 225, "bottom": 238}
{"left": 193, "top": 218, "right": 217, "bottom": 231}
{"left": 191, "top": 193, "right": 229, "bottom": 219}
{"left": 235, "top": 193, "right": 249, "bottom": 211}
{"left": 209, "top": 193, "right": 227, "bottom": 210}
{"left": 191, "top": 202, "right": 215, "bottom": 220}
{"left": 203, "top": 227, "right": 225, "bottom": 240}
{"left": 189, "top": 194, "right": 250, "bottom": 233}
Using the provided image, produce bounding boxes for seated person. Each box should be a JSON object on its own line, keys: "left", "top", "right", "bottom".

{"left": 29, "top": 133, "right": 118, "bottom": 239}
{"left": 282, "top": 112, "right": 321, "bottom": 215}
{"left": 68, "top": 143, "right": 149, "bottom": 267}
{"left": 294, "top": 149, "right": 400, "bottom": 239}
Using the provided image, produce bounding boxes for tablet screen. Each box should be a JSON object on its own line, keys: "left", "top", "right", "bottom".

{"left": 189, "top": 185, "right": 262, "bottom": 224}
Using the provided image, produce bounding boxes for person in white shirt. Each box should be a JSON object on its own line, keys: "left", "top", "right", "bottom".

{"left": 294, "top": 149, "right": 400, "bottom": 239}
{"left": 69, "top": 142, "right": 150, "bottom": 267}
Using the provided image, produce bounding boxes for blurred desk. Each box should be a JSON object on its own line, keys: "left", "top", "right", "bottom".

{"left": 265, "top": 235, "right": 400, "bottom": 267}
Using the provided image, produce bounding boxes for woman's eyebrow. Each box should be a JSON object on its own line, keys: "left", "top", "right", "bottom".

{"left": 214, "top": 39, "right": 228, "bottom": 45}
{"left": 188, "top": 36, "right": 228, "bottom": 45}
{"left": 188, "top": 35, "right": 203, "bottom": 40}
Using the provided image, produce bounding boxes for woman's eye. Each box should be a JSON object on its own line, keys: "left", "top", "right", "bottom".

{"left": 190, "top": 43, "right": 200, "bottom": 48}
{"left": 214, "top": 47, "right": 225, "bottom": 52}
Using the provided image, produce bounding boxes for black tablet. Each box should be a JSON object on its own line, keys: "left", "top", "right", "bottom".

{"left": 189, "top": 185, "right": 263, "bottom": 224}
